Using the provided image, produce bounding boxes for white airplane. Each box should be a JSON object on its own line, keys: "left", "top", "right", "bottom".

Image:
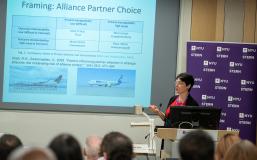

{"left": 11, "top": 75, "right": 63, "bottom": 88}
{"left": 88, "top": 75, "right": 123, "bottom": 87}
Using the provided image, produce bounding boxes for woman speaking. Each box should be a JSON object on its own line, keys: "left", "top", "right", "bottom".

{"left": 149, "top": 72, "right": 199, "bottom": 126}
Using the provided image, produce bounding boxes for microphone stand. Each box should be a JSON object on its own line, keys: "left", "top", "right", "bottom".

{"left": 131, "top": 106, "right": 156, "bottom": 154}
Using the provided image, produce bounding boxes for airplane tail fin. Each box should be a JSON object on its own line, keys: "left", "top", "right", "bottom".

{"left": 54, "top": 75, "right": 62, "bottom": 84}
{"left": 118, "top": 75, "right": 123, "bottom": 83}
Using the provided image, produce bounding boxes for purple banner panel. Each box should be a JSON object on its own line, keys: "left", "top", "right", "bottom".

{"left": 187, "top": 41, "right": 257, "bottom": 143}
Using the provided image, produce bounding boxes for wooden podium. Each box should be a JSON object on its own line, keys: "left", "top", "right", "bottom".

{"left": 156, "top": 128, "right": 239, "bottom": 159}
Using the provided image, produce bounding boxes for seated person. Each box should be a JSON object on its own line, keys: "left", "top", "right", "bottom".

{"left": 84, "top": 135, "right": 102, "bottom": 160}
{"left": 223, "top": 140, "right": 257, "bottom": 160}
{"left": 8, "top": 147, "right": 56, "bottom": 160}
{"left": 99, "top": 131, "right": 133, "bottom": 160}
{"left": 48, "top": 133, "right": 83, "bottom": 160}
{"left": 215, "top": 133, "right": 241, "bottom": 160}
{"left": 0, "top": 133, "right": 23, "bottom": 160}
{"left": 179, "top": 130, "right": 214, "bottom": 160}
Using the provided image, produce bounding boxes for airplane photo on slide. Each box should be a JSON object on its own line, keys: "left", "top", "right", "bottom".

{"left": 87, "top": 75, "right": 123, "bottom": 87}
{"left": 8, "top": 66, "right": 67, "bottom": 94}
{"left": 11, "top": 75, "right": 63, "bottom": 88}
{"left": 76, "top": 68, "right": 136, "bottom": 97}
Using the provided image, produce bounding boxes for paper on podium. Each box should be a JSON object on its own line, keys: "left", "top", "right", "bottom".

{"left": 176, "top": 129, "right": 218, "bottom": 141}
{"left": 131, "top": 122, "right": 151, "bottom": 126}
{"left": 133, "top": 143, "right": 155, "bottom": 154}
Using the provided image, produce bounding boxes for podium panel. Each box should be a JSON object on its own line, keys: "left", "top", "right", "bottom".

{"left": 156, "top": 128, "right": 239, "bottom": 159}
{"left": 157, "top": 128, "right": 239, "bottom": 140}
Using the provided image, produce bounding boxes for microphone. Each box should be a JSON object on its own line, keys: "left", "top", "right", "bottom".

{"left": 144, "top": 133, "right": 150, "bottom": 139}
{"left": 159, "top": 103, "right": 163, "bottom": 110}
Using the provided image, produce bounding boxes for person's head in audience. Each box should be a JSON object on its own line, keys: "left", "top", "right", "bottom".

{"left": 179, "top": 130, "right": 215, "bottom": 160}
{"left": 84, "top": 135, "right": 102, "bottom": 160}
{"left": 8, "top": 147, "right": 56, "bottom": 160}
{"left": 100, "top": 131, "right": 133, "bottom": 160}
{"left": 215, "top": 133, "right": 241, "bottom": 160}
{"left": 48, "top": 133, "right": 83, "bottom": 160}
{"left": 0, "top": 133, "right": 23, "bottom": 160}
{"left": 223, "top": 140, "right": 257, "bottom": 160}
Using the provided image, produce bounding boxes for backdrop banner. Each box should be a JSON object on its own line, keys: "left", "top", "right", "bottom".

{"left": 187, "top": 41, "right": 257, "bottom": 142}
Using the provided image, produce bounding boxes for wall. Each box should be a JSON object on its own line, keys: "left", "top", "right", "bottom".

{"left": 177, "top": 0, "right": 257, "bottom": 144}
{"left": 190, "top": 0, "right": 257, "bottom": 42}
{"left": 0, "top": 110, "right": 163, "bottom": 146}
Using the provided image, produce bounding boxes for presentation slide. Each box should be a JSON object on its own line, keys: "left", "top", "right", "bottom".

{"left": 2, "top": 0, "right": 156, "bottom": 108}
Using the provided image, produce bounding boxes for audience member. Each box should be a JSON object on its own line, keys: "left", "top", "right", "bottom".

{"left": 8, "top": 147, "right": 56, "bottom": 160}
{"left": 100, "top": 131, "right": 133, "bottom": 160}
{"left": 179, "top": 130, "right": 214, "bottom": 160}
{"left": 84, "top": 135, "right": 102, "bottom": 160}
{"left": 223, "top": 140, "right": 257, "bottom": 160}
{"left": 0, "top": 134, "right": 23, "bottom": 160}
{"left": 48, "top": 133, "right": 83, "bottom": 160}
{"left": 215, "top": 133, "right": 241, "bottom": 160}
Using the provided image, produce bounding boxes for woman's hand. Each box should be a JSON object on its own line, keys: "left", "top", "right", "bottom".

{"left": 149, "top": 105, "right": 159, "bottom": 114}
{"left": 149, "top": 104, "right": 166, "bottom": 121}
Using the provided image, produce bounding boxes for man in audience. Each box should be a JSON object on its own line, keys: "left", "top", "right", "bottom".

{"left": 100, "top": 131, "right": 133, "bottom": 160}
{"left": 179, "top": 130, "right": 214, "bottom": 160}
{"left": 0, "top": 133, "right": 23, "bottom": 160}
{"left": 84, "top": 135, "right": 102, "bottom": 160}
{"left": 48, "top": 133, "right": 83, "bottom": 160}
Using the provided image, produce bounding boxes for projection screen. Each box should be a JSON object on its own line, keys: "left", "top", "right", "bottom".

{"left": 0, "top": 0, "right": 180, "bottom": 113}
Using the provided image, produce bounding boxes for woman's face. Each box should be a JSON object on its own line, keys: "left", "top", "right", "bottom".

{"left": 175, "top": 78, "right": 189, "bottom": 95}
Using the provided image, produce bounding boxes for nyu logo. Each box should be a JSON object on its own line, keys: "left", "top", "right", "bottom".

{"left": 239, "top": 113, "right": 253, "bottom": 119}
{"left": 203, "top": 60, "right": 217, "bottom": 66}
{"left": 226, "top": 127, "right": 240, "bottom": 132}
{"left": 228, "top": 96, "right": 241, "bottom": 102}
{"left": 241, "top": 80, "right": 254, "bottom": 85}
{"left": 215, "top": 78, "right": 229, "bottom": 84}
{"left": 221, "top": 112, "right": 226, "bottom": 117}
{"left": 202, "top": 94, "right": 215, "bottom": 100}
{"left": 194, "top": 77, "right": 202, "bottom": 82}
{"left": 229, "top": 62, "right": 243, "bottom": 67}
{"left": 243, "top": 48, "right": 256, "bottom": 53}
{"left": 217, "top": 46, "right": 230, "bottom": 52}
{"left": 191, "top": 45, "right": 204, "bottom": 51}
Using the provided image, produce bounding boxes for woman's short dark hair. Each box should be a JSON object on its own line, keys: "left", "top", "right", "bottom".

{"left": 176, "top": 72, "right": 195, "bottom": 91}
{"left": 48, "top": 133, "right": 83, "bottom": 160}
{"left": 100, "top": 132, "right": 133, "bottom": 160}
